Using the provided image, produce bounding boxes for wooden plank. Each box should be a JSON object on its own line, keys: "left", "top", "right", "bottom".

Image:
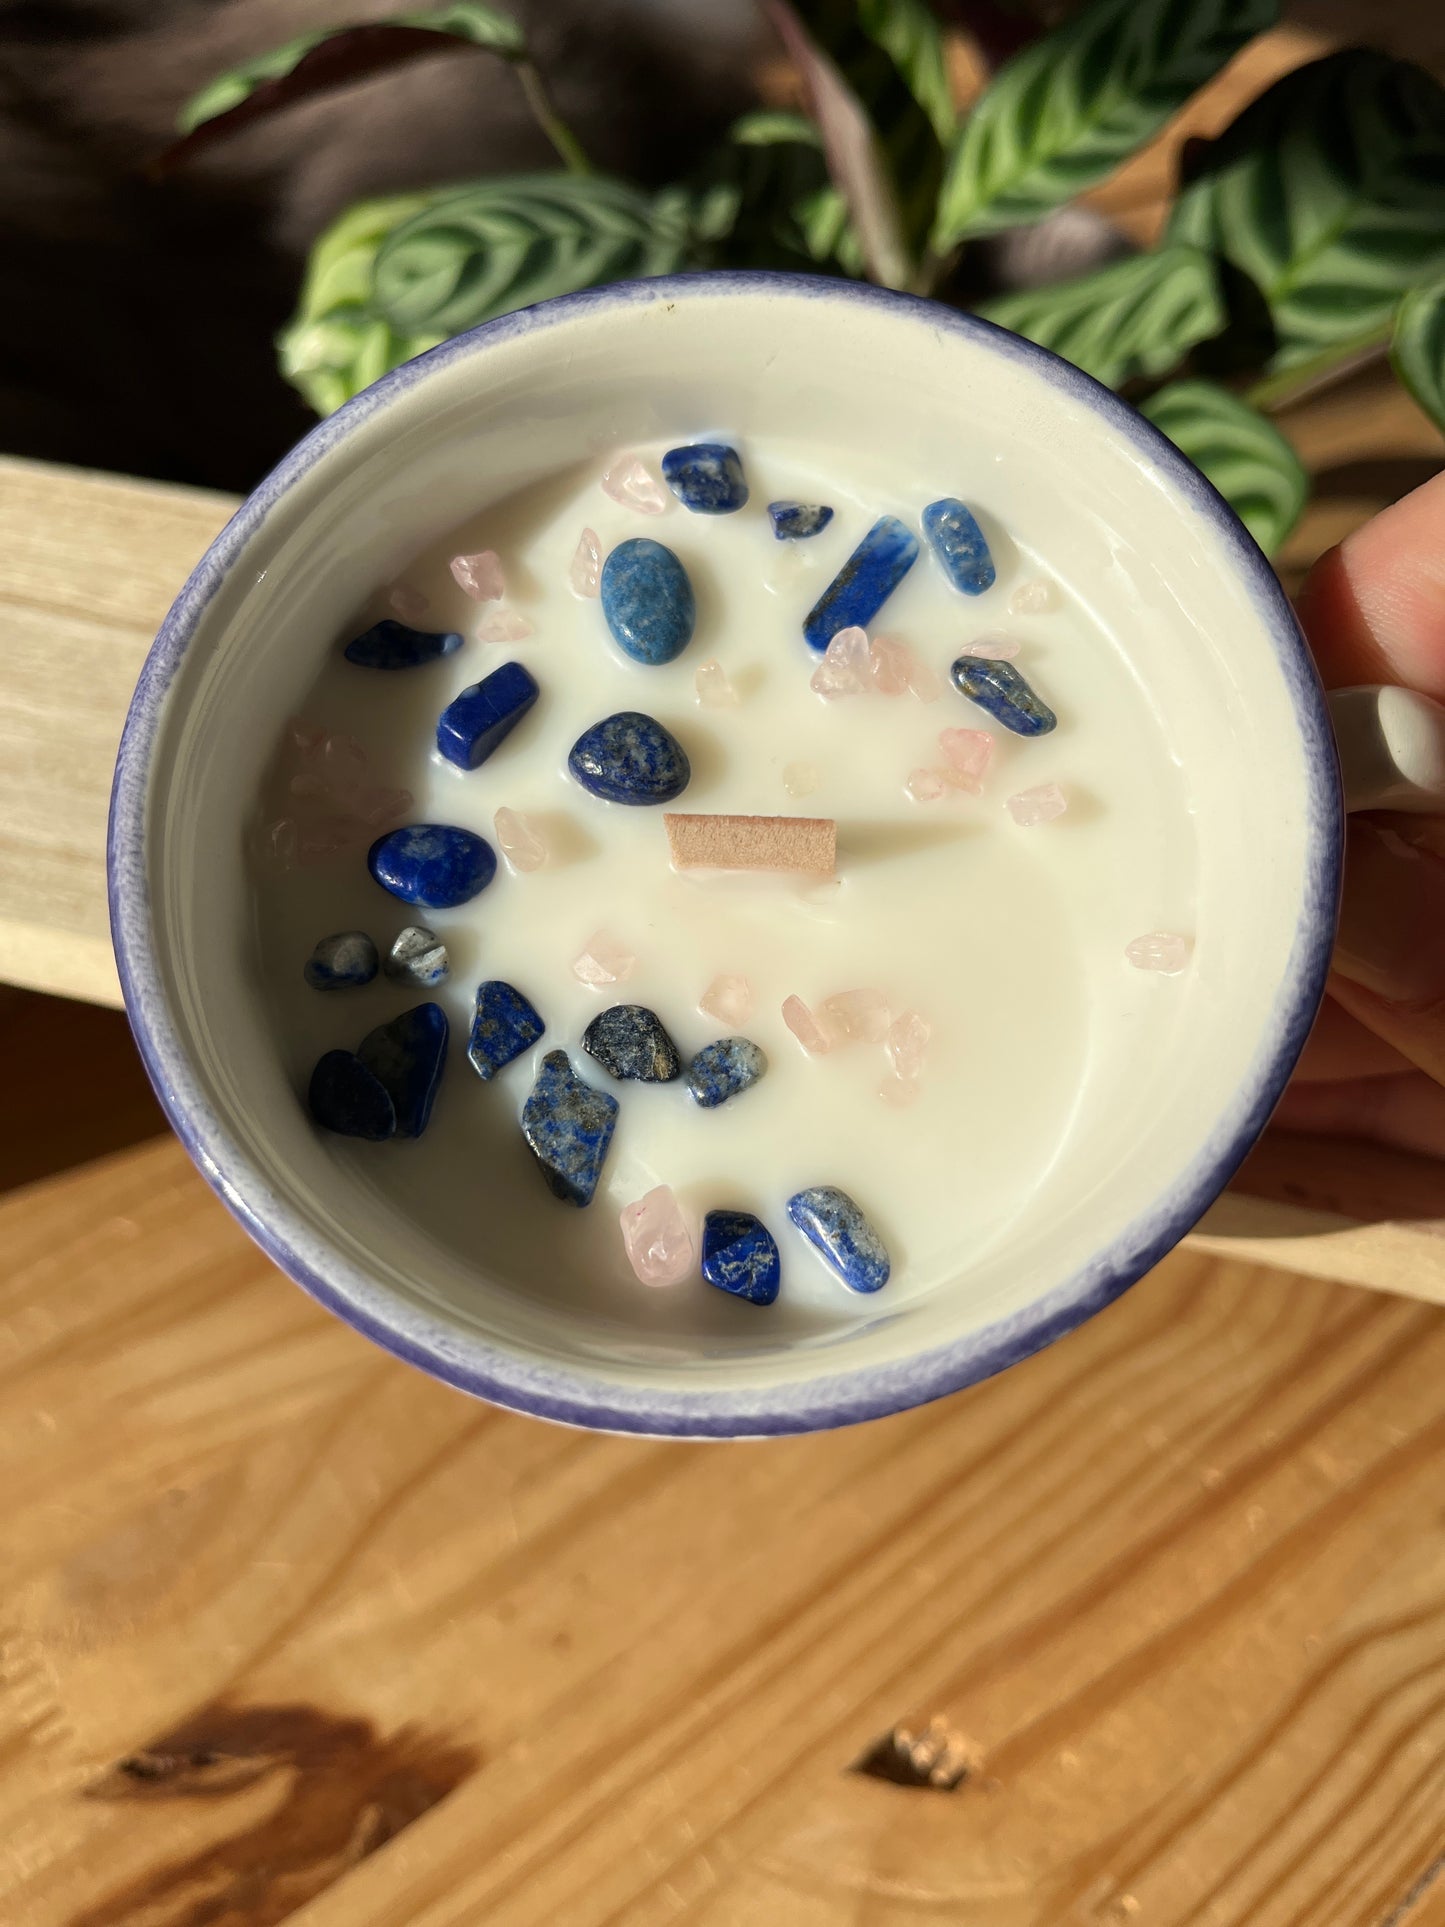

{"left": 5, "top": 1136, "right": 1445, "bottom": 1924}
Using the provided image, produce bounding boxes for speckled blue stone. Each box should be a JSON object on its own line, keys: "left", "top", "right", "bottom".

{"left": 567, "top": 712, "right": 691, "bottom": 806}
{"left": 368, "top": 823, "right": 497, "bottom": 907}
{"left": 521, "top": 1049, "right": 619, "bottom": 1207}
{"left": 786, "top": 1186, "right": 890, "bottom": 1293}
{"left": 357, "top": 1001, "right": 449, "bottom": 1138}
{"left": 922, "top": 498, "right": 996, "bottom": 596}
{"left": 701, "top": 1210, "right": 780, "bottom": 1306}
{"left": 662, "top": 442, "right": 748, "bottom": 514}
{"left": 343, "top": 619, "right": 464, "bottom": 669}
{"left": 949, "top": 657, "right": 1057, "bottom": 736}
{"left": 467, "top": 980, "right": 545, "bottom": 1082}
{"left": 436, "top": 660, "right": 539, "bottom": 770}
{"left": 802, "top": 515, "right": 919, "bottom": 651}
{"left": 307, "top": 1049, "right": 396, "bottom": 1140}
{"left": 583, "top": 1005, "right": 682, "bottom": 1082}
{"left": 768, "top": 500, "right": 833, "bottom": 541}
{"left": 303, "top": 930, "right": 378, "bottom": 990}
{"left": 687, "top": 1037, "right": 767, "bottom": 1108}
{"left": 599, "top": 539, "right": 696, "bottom": 665}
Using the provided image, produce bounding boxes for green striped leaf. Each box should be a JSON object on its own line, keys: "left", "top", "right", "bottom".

{"left": 1392, "top": 277, "right": 1445, "bottom": 433}
{"left": 1169, "top": 51, "right": 1445, "bottom": 373}
{"left": 978, "top": 244, "right": 1224, "bottom": 390}
{"left": 857, "top": 0, "right": 956, "bottom": 144}
{"left": 698, "top": 113, "right": 862, "bottom": 274}
{"left": 370, "top": 175, "right": 692, "bottom": 337}
{"left": 1141, "top": 379, "right": 1307, "bottom": 555}
{"left": 932, "top": 0, "right": 1276, "bottom": 249}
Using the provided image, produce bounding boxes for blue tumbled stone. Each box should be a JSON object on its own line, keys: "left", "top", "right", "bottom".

{"left": 521, "top": 1049, "right": 619, "bottom": 1207}
{"left": 802, "top": 515, "right": 919, "bottom": 651}
{"left": 468, "top": 980, "right": 545, "bottom": 1082}
{"left": 922, "top": 498, "right": 996, "bottom": 596}
{"left": 786, "top": 1186, "right": 890, "bottom": 1293}
{"left": 368, "top": 823, "right": 497, "bottom": 907}
{"left": 701, "top": 1210, "right": 780, "bottom": 1306}
{"left": 304, "top": 930, "right": 378, "bottom": 991}
{"left": 949, "top": 657, "right": 1057, "bottom": 736}
{"left": 599, "top": 538, "right": 696, "bottom": 665}
{"left": 583, "top": 1004, "right": 682, "bottom": 1083}
{"left": 661, "top": 442, "right": 749, "bottom": 514}
{"left": 436, "top": 660, "right": 540, "bottom": 770}
{"left": 687, "top": 1037, "right": 767, "bottom": 1109}
{"left": 344, "top": 619, "right": 464, "bottom": 669}
{"left": 567, "top": 711, "right": 691, "bottom": 806}
{"left": 768, "top": 500, "right": 833, "bottom": 541}
{"left": 357, "top": 1001, "right": 449, "bottom": 1138}
{"left": 308, "top": 1049, "right": 396, "bottom": 1140}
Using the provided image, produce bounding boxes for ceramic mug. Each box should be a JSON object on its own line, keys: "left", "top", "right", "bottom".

{"left": 108, "top": 271, "right": 1444, "bottom": 1438}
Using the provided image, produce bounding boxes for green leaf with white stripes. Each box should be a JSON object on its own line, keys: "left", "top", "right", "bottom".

{"left": 370, "top": 175, "right": 692, "bottom": 337}
{"left": 933, "top": 0, "right": 1276, "bottom": 248}
{"left": 1169, "top": 51, "right": 1445, "bottom": 373}
{"left": 857, "top": 0, "right": 955, "bottom": 144}
{"left": 1141, "top": 379, "right": 1307, "bottom": 555}
{"left": 1392, "top": 276, "right": 1445, "bottom": 434}
{"left": 978, "top": 244, "right": 1224, "bottom": 390}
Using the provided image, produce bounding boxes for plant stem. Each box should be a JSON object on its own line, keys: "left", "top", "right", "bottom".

{"left": 1246, "top": 323, "right": 1393, "bottom": 413}
{"left": 516, "top": 59, "right": 590, "bottom": 175}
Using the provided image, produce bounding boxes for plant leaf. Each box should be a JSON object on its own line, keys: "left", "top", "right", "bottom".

{"left": 1141, "top": 378, "right": 1307, "bottom": 554}
{"left": 856, "top": 0, "right": 956, "bottom": 144}
{"left": 978, "top": 243, "right": 1224, "bottom": 390}
{"left": 370, "top": 174, "right": 692, "bottom": 337}
{"left": 690, "top": 115, "right": 861, "bottom": 273}
{"left": 1169, "top": 51, "right": 1445, "bottom": 373}
{"left": 933, "top": 0, "right": 1278, "bottom": 248}
{"left": 729, "top": 109, "right": 823, "bottom": 147}
{"left": 1391, "top": 276, "right": 1445, "bottom": 433}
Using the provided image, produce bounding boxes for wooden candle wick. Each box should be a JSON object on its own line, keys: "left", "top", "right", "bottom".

{"left": 664, "top": 812, "right": 837, "bottom": 876}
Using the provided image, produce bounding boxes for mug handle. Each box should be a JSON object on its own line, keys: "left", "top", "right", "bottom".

{"left": 1329, "top": 686, "right": 1445, "bottom": 813}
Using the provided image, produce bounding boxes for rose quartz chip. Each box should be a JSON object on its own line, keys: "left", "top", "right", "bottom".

{"left": 700, "top": 973, "right": 753, "bottom": 1026}
{"left": 601, "top": 456, "right": 667, "bottom": 515}
{"left": 287, "top": 718, "right": 326, "bottom": 755}
{"left": 783, "top": 760, "right": 820, "bottom": 798}
{"left": 878, "top": 1073, "right": 921, "bottom": 1109}
{"left": 869, "top": 635, "right": 911, "bottom": 695}
{"left": 694, "top": 659, "right": 738, "bottom": 706}
{"left": 322, "top": 732, "right": 368, "bottom": 779}
{"left": 1125, "top": 931, "right": 1191, "bottom": 974}
{"left": 810, "top": 625, "right": 870, "bottom": 699}
{"left": 1009, "top": 577, "right": 1058, "bottom": 615}
{"left": 574, "top": 930, "right": 635, "bottom": 987}
{"left": 938, "top": 728, "right": 993, "bottom": 793}
{"left": 906, "top": 767, "right": 949, "bottom": 803}
{"left": 387, "top": 582, "right": 429, "bottom": 623}
{"left": 885, "top": 1009, "right": 932, "bottom": 1080}
{"left": 1007, "top": 782, "right": 1068, "bottom": 826}
{"left": 359, "top": 785, "right": 413, "bottom": 828}
{"left": 904, "top": 648, "right": 944, "bottom": 703}
{"left": 822, "top": 988, "right": 892, "bottom": 1044}
{"left": 297, "top": 818, "right": 363, "bottom": 865}
{"left": 494, "top": 806, "right": 547, "bottom": 873}
{"left": 962, "top": 634, "right": 1020, "bottom": 661}
{"left": 782, "top": 994, "right": 834, "bottom": 1055}
{"left": 450, "top": 549, "right": 505, "bottom": 601}
{"left": 478, "top": 607, "right": 534, "bottom": 643}
{"left": 570, "top": 527, "right": 601, "bottom": 597}
{"left": 620, "top": 1185, "right": 695, "bottom": 1287}
{"left": 263, "top": 817, "right": 299, "bottom": 868}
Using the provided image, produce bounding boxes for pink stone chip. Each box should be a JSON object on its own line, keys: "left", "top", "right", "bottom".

{"left": 783, "top": 760, "right": 820, "bottom": 798}
{"left": 885, "top": 1009, "right": 932, "bottom": 1080}
{"left": 869, "top": 635, "right": 912, "bottom": 695}
{"left": 810, "top": 625, "right": 871, "bottom": 699}
{"left": 822, "top": 988, "right": 892, "bottom": 1044}
{"left": 962, "top": 634, "right": 1020, "bottom": 661}
{"left": 450, "top": 549, "right": 505, "bottom": 601}
{"left": 570, "top": 527, "right": 601, "bottom": 597}
{"left": 1006, "top": 782, "right": 1068, "bottom": 826}
{"left": 297, "top": 819, "right": 363, "bottom": 865}
{"left": 387, "top": 582, "right": 429, "bottom": 623}
{"left": 359, "top": 785, "right": 414, "bottom": 828}
{"left": 782, "top": 994, "right": 834, "bottom": 1055}
{"left": 906, "top": 768, "right": 949, "bottom": 803}
{"left": 574, "top": 930, "right": 635, "bottom": 987}
{"left": 904, "top": 648, "right": 944, "bottom": 704}
{"left": 694, "top": 659, "right": 738, "bottom": 706}
{"left": 700, "top": 973, "right": 753, "bottom": 1026}
{"left": 938, "top": 727, "right": 993, "bottom": 793}
{"left": 1009, "top": 577, "right": 1058, "bottom": 615}
{"left": 878, "top": 1073, "right": 921, "bottom": 1109}
{"left": 601, "top": 456, "right": 667, "bottom": 515}
{"left": 620, "top": 1185, "right": 695, "bottom": 1287}
{"left": 494, "top": 806, "right": 547, "bottom": 873}
{"left": 1125, "top": 931, "right": 1191, "bottom": 974}
{"left": 478, "top": 608, "right": 534, "bottom": 643}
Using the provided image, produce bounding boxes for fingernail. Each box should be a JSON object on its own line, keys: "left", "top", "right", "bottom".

{"left": 1334, "top": 819, "right": 1445, "bottom": 1004}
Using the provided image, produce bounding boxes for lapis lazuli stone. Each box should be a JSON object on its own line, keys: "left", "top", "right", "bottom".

{"left": 436, "top": 660, "right": 540, "bottom": 770}
{"left": 701, "top": 1210, "right": 780, "bottom": 1306}
{"left": 468, "top": 980, "right": 545, "bottom": 1082}
{"left": 768, "top": 500, "right": 833, "bottom": 541}
{"left": 687, "top": 1037, "right": 767, "bottom": 1108}
{"left": 521, "top": 1049, "right": 619, "bottom": 1207}
{"left": 385, "top": 926, "right": 449, "bottom": 988}
{"left": 357, "top": 1001, "right": 449, "bottom": 1138}
{"left": 344, "top": 619, "right": 464, "bottom": 669}
{"left": 304, "top": 930, "right": 378, "bottom": 991}
{"left": 949, "top": 657, "right": 1057, "bottom": 736}
{"left": 922, "top": 498, "right": 996, "bottom": 596}
{"left": 802, "top": 515, "right": 919, "bottom": 651}
{"left": 368, "top": 824, "right": 497, "bottom": 907}
{"left": 583, "top": 1004, "right": 681, "bottom": 1083}
{"left": 786, "top": 1186, "right": 890, "bottom": 1293}
{"left": 661, "top": 442, "right": 749, "bottom": 514}
{"left": 599, "top": 538, "right": 696, "bottom": 665}
{"left": 567, "top": 712, "right": 691, "bottom": 806}
{"left": 308, "top": 1049, "right": 396, "bottom": 1140}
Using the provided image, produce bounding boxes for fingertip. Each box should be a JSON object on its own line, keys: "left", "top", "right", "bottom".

{"left": 1298, "top": 472, "right": 1445, "bottom": 698}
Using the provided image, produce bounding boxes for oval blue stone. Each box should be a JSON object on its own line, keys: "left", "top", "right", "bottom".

{"left": 307, "top": 1049, "right": 396, "bottom": 1140}
{"left": 368, "top": 824, "right": 496, "bottom": 907}
{"left": 567, "top": 712, "right": 691, "bottom": 806}
{"left": 600, "top": 538, "right": 696, "bottom": 665}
